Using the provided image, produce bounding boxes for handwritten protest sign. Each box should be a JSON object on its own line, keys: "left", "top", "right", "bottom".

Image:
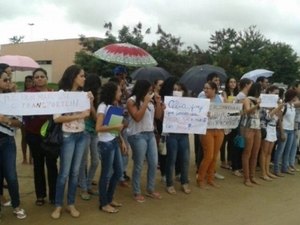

{"left": 207, "top": 103, "right": 243, "bottom": 129}
{"left": 0, "top": 91, "right": 90, "bottom": 116}
{"left": 260, "top": 94, "right": 279, "bottom": 108}
{"left": 162, "top": 97, "right": 210, "bottom": 134}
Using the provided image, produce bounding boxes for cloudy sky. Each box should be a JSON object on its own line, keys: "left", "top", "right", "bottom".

{"left": 0, "top": 0, "right": 300, "bottom": 54}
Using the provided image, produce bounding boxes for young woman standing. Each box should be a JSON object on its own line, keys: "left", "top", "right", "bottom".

{"left": 51, "top": 65, "right": 92, "bottom": 219}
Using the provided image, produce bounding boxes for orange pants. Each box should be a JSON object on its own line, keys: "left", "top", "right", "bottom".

{"left": 198, "top": 129, "right": 224, "bottom": 183}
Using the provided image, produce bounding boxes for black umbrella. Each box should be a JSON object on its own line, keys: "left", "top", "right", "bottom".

{"left": 130, "top": 67, "right": 172, "bottom": 83}
{"left": 179, "top": 64, "right": 227, "bottom": 95}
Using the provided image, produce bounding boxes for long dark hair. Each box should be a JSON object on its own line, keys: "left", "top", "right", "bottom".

{"left": 58, "top": 65, "right": 83, "bottom": 91}
{"left": 224, "top": 77, "right": 239, "bottom": 96}
{"left": 100, "top": 81, "right": 118, "bottom": 105}
{"left": 84, "top": 73, "right": 101, "bottom": 108}
{"left": 239, "top": 78, "right": 252, "bottom": 90}
{"left": 248, "top": 82, "right": 261, "bottom": 98}
{"left": 160, "top": 77, "right": 178, "bottom": 100}
{"left": 131, "top": 80, "right": 151, "bottom": 108}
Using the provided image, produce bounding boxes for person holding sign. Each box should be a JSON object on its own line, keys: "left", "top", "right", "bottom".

{"left": 95, "top": 81, "right": 127, "bottom": 214}
{"left": 220, "top": 77, "right": 239, "bottom": 170}
{"left": 259, "top": 85, "right": 284, "bottom": 181}
{"left": 127, "top": 80, "right": 163, "bottom": 202}
{"left": 240, "top": 83, "right": 262, "bottom": 187}
{"left": 0, "top": 70, "right": 27, "bottom": 219}
{"left": 23, "top": 68, "right": 57, "bottom": 206}
{"left": 160, "top": 77, "right": 191, "bottom": 195}
{"left": 51, "top": 65, "right": 92, "bottom": 219}
{"left": 197, "top": 81, "right": 224, "bottom": 189}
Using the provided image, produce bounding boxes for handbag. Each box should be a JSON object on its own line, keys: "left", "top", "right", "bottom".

{"left": 40, "top": 118, "right": 63, "bottom": 158}
{"left": 233, "top": 117, "right": 245, "bottom": 149}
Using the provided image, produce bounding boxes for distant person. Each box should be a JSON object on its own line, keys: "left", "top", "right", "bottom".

{"left": 0, "top": 63, "right": 17, "bottom": 92}
{"left": 0, "top": 69, "right": 27, "bottom": 219}
{"left": 23, "top": 69, "right": 57, "bottom": 206}
{"left": 21, "top": 75, "right": 34, "bottom": 164}
{"left": 256, "top": 76, "right": 269, "bottom": 93}
{"left": 78, "top": 74, "right": 101, "bottom": 200}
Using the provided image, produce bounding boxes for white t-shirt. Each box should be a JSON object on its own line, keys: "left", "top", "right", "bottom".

{"left": 97, "top": 103, "right": 118, "bottom": 142}
{"left": 127, "top": 96, "right": 155, "bottom": 136}
{"left": 282, "top": 103, "right": 296, "bottom": 130}
{"left": 53, "top": 113, "right": 85, "bottom": 133}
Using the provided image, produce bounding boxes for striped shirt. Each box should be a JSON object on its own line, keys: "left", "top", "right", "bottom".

{"left": 0, "top": 116, "right": 22, "bottom": 136}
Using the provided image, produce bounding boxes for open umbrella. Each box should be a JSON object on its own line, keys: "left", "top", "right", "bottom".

{"left": 130, "top": 67, "right": 172, "bottom": 83}
{"left": 241, "top": 69, "right": 274, "bottom": 82}
{"left": 179, "top": 64, "right": 227, "bottom": 95}
{"left": 0, "top": 55, "right": 40, "bottom": 71}
{"left": 94, "top": 43, "right": 157, "bottom": 67}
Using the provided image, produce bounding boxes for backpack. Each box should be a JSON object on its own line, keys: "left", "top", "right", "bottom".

{"left": 40, "top": 117, "right": 63, "bottom": 158}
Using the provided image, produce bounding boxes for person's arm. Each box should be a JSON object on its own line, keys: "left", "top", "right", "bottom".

{"left": 53, "top": 110, "right": 90, "bottom": 123}
{"left": 154, "top": 94, "right": 164, "bottom": 120}
{"left": 269, "top": 103, "right": 285, "bottom": 118}
{"left": 127, "top": 93, "right": 153, "bottom": 122}
{"left": 0, "top": 115, "right": 22, "bottom": 128}
{"left": 95, "top": 112, "right": 124, "bottom": 133}
{"left": 243, "top": 98, "right": 260, "bottom": 115}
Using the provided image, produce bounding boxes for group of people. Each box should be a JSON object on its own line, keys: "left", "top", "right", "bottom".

{"left": 0, "top": 62, "right": 299, "bottom": 221}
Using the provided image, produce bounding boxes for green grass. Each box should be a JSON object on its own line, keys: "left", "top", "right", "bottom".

{"left": 16, "top": 82, "right": 58, "bottom": 91}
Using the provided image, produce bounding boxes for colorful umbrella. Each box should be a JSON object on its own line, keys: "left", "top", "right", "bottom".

{"left": 130, "top": 67, "right": 172, "bottom": 83}
{"left": 0, "top": 55, "right": 40, "bottom": 71}
{"left": 241, "top": 69, "right": 274, "bottom": 82}
{"left": 94, "top": 43, "right": 157, "bottom": 67}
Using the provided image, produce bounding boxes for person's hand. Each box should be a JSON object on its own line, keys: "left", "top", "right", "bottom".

{"left": 87, "top": 91, "right": 94, "bottom": 104}
{"left": 256, "top": 98, "right": 261, "bottom": 106}
{"left": 114, "top": 124, "right": 124, "bottom": 132}
{"left": 120, "top": 141, "right": 128, "bottom": 154}
{"left": 144, "top": 92, "right": 154, "bottom": 104}
{"left": 80, "top": 109, "right": 90, "bottom": 119}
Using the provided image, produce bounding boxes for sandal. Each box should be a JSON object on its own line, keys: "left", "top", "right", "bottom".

{"left": 35, "top": 199, "right": 45, "bottom": 206}
{"left": 166, "top": 186, "right": 176, "bottom": 195}
{"left": 80, "top": 192, "right": 91, "bottom": 201}
{"left": 66, "top": 205, "right": 80, "bottom": 218}
{"left": 133, "top": 194, "right": 145, "bottom": 203}
{"left": 181, "top": 184, "right": 191, "bottom": 194}
{"left": 110, "top": 201, "right": 122, "bottom": 207}
{"left": 13, "top": 208, "right": 27, "bottom": 219}
{"left": 145, "top": 192, "right": 162, "bottom": 199}
{"left": 101, "top": 205, "right": 119, "bottom": 214}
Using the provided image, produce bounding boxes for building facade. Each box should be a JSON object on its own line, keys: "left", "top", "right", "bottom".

{"left": 0, "top": 38, "right": 84, "bottom": 83}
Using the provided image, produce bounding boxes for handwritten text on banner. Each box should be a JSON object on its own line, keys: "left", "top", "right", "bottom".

{"left": 163, "top": 97, "right": 210, "bottom": 134}
{"left": 207, "top": 103, "right": 243, "bottom": 129}
{"left": 0, "top": 91, "right": 90, "bottom": 116}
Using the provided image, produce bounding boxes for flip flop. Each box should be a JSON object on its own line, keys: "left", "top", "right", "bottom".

{"left": 35, "top": 199, "right": 45, "bottom": 206}
{"left": 110, "top": 201, "right": 123, "bottom": 207}
{"left": 101, "top": 206, "right": 119, "bottom": 214}
{"left": 145, "top": 192, "right": 162, "bottom": 199}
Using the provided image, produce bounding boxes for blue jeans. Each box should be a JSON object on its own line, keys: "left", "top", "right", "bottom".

{"left": 273, "top": 129, "right": 295, "bottom": 173}
{"left": 289, "top": 130, "right": 298, "bottom": 167}
{"left": 79, "top": 132, "right": 99, "bottom": 191}
{"left": 128, "top": 132, "right": 158, "bottom": 195}
{"left": 55, "top": 132, "right": 87, "bottom": 206}
{"left": 0, "top": 136, "right": 20, "bottom": 208}
{"left": 166, "top": 134, "right": 190, "bottom": 186}
{"left": 98, "top": 138, "right": 122, "bottom": 207}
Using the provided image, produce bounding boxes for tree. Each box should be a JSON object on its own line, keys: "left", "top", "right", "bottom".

{"left": 9, "top": 35, "right": 25, "bottom": 44}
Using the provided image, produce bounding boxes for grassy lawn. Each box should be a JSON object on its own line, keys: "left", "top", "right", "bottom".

{"left": 16, "top": 82, "right": 58, "bottom": 91}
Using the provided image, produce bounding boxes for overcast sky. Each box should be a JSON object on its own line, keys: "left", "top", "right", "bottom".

{"left": 0, "top": 0, "right": 300, "bottom": 55}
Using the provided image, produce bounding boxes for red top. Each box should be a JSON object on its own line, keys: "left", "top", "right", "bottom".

{"left": 23, "top": 87, "right": 53, "bottom": 135}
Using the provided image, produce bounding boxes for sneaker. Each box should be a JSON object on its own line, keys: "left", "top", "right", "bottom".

{"left": 214, "top": 173, "right": 225, "bottom": 180}
{"left": 13, "top": 208, "right": 27, "bottom": 219}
